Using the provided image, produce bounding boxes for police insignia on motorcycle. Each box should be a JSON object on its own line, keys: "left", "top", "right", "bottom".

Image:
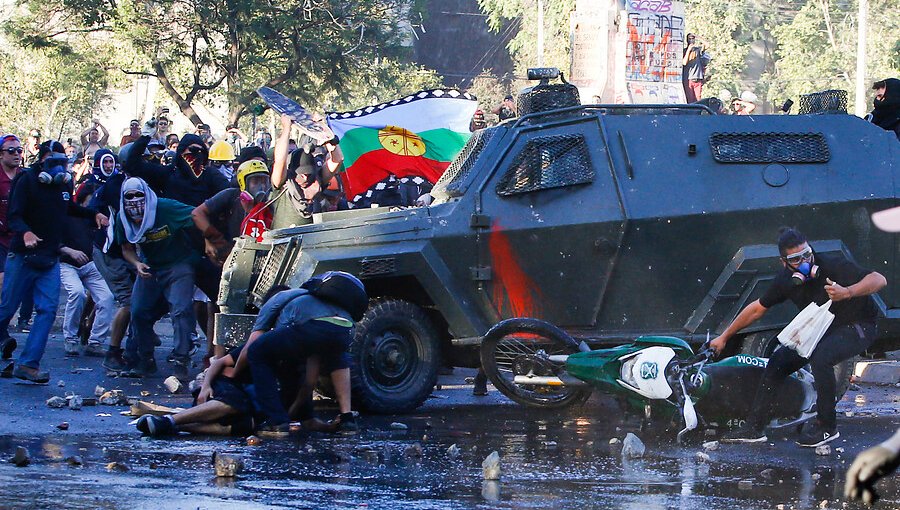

{"left": 712, "top": 227, "right": 887, "bottom": 447}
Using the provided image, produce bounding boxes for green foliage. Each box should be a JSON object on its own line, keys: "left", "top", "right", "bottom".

{"left": 477, "top": 0, "right": 575, "bottom": 76}
{"left": 682, "top": 0, "right": 753, "bottom": 97}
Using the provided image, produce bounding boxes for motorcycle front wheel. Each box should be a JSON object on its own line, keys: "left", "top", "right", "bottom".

{"left": 480, "top": 318, "right": 592, "bottom": 409}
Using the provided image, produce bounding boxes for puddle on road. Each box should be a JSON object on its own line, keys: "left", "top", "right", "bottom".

{"left": 0, "top": 404, "right": 897, "bottom": 509}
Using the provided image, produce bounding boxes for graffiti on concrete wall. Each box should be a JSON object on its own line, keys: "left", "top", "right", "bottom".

{"left": 624, "top": 3, "right": 684, "bottom": 84}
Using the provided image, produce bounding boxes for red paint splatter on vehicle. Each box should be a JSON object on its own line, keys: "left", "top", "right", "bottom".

{"left": 488, "top": 223, "right": 543, "bottom": 318}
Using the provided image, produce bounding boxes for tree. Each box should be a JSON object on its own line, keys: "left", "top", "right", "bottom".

{"left": 7, "top": 0, "right": 443, "bottom": 128}
{"left": 477, "top": 0, "right": 575, "bottom": 77}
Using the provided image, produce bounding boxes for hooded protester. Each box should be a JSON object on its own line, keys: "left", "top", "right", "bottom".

{"left": 868, "top": 78, "right": 900, "bottom": 141}
{"left": 0, "top": 140, "right": 108, "bottom": 383}
{"left": 90, "top": 148, "right": 119, "bottom": 185}
{"left": 123, "top": 127, "right": 229, "bottom": 208}
{"left": 116, "top": 177, "right": 200, "bottom": 380}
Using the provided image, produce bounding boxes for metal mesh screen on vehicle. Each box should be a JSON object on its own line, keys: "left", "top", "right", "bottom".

{"left": 517, "top": 83, "right": 581, "bottom": 116}
{"left": 709, "top": 132, "right": 830, "bottom": 163}
{"left": 798, "top": 90, "right": 848, "bottom": 114}
{"left": 432, "top": 127, "right": 498, "bottom": 197}
{"left": 360, "top": 257, "right": 397, "bottom": 277}
{"left": 496, "top": 134, "right": 594, "bottom": 196}
{"left": 251, "top": 242, "right": 289, "bottom": 300}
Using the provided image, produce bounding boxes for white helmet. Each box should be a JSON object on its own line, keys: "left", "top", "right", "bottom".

{"left": 719, "top": 89, "right": 733, "bottom": 102}
{"left": 740, "top": 90, "right": 758, "bottom": 103}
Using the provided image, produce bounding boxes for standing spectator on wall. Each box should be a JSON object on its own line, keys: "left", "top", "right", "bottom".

{"left": 493, "top": 96, "right": 516, "bottom": 121}
{"left": 682, "top": 34, "right": 710, "bottom": 103}
{"left": 120, "top": 120, "right": 141, "bottom": 146}
{"left": 80, "top": 119, "right": 110, "bottom": 161}
{"left": 24, "top": 129, "right": 41, "bottom": 167}
{"left": 867, "top": 78, "right": 900, "bottom": 141}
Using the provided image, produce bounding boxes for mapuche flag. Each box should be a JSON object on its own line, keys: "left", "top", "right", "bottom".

{"left": 326, "top": 89, "right": 478, "bottom": 202}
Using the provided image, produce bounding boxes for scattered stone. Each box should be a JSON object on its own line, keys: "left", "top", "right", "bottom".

{"left": 65, "top": 455, "right": 83, "bottom": 466}
{"left": 815, "top": 445, "right": 831, "bottom": 456}
{"left": 704, "top": 429, "right": 717, "bottom": 437}
{"left": 149, "top": 462, "right": 158, "bottom": 470}
{"left": 481, "top": 480, "right": 501, "bottom": 502}
{"left": 94, "top": 385, "right": 105, "bottom": 397}
{"left": 106, "top": 462, "right": 129, "bottom": 472}
{"left": 835, "top": 447, "right": 845, "bottom": 454}
{"left": 403, "top": 443, "right": 423, "bottom": 458}
{"left": 68, "top": 395, "right": 83, "bottom": 411}
{"left": 163, "top": 376, "right": 183, "bottom": 394}
{"left": 140, "top": 391, "right": 151, "bottom": 397}
{"left": 608, "top": 438, "right": 621, "bottom": 445}
{"left": 390, "top": 422, "right": 408, "bottom": 430}
{"left": 696, "top": 452, "right": 711, "bottom": 462}
{"left": 422, "top": 434, "right": 428, "bottom": 442}
{"left": 46, "top": 396, "right": 67, "bottom": 409}
{"left": 482, "top": 451, "right": 501, "bottom": 480}
{"left": 447, "top": 444, "right": 460, "bottom": 459}
{"left": 212, "top": 452, "right": 244, "bottom": 478}
{"left": 819, "top": 500, "right": 828, "bottom": 509}
{"left": 57, "top": 422, "right": 69, "bottom": 431}
{"left": 95, "top": 413, "right": 112, "bottom": 417}
{"left": 246, "top": 435, "right": 261, "bottom": 446}
{"left": 738, "top": 480, "right": 753, "bottom": 490}
{"left": 10, "top": 446, "right": 29, "bottom": 467}
{"left": 98, "top": 390, "right": 127, "bottom": 406}
{"left": 812, "top": 472, "right": 822, "bottom": 480}
{"left": 760, "top": 468, "right": 776, "bottom": 479}
{"left": 621, "top": 433, "right": 646, "bottom": 459}
{"left": 844, "top": 411, "right": 854, "bottom": 417}
{"left": 702, "top": 440, "right": 719, "bottom": 451}
{"left": 57, "top": 380, "right": 65, "bottom": 388}
{"left": 542, "top": 441, "right": 557, "bottom": 448}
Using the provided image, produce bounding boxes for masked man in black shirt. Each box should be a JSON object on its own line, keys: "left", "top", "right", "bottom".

{"left": 711, "top": 228, "right": 886, "bottom": 447}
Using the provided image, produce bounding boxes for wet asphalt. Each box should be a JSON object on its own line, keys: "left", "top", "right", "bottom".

{"left": 0, "top": 330, "right": 898, "bottom": 509}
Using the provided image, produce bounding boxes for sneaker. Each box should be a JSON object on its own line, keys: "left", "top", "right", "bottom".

{"left": 257, "top": 422, "right": 290, "bottom": 438}
{"left": 145, "top": 415, "right": 177, "bottom": 437}
{"left": 0, "top": 337, "right": 16, "bottom": 360}
{"left": 172, "top": 359, "right": 190, "bottom": 381}
{"left": 103, "top": 348, "right": 128, "bottom": 371}
{"left": 16, "top": 319, "right": 31, "bottom": 333}
{"left": 797, "top": 422, "right": 840, "bottom": 448}
{"left": 721, "top": 424, "right": 767, "bottom": 444}
{"left": 64, "top": 339, "right": 81, "bottom": 356}
{"left": 335, "top": 412, "right": 359, "bottom": 434}
{"left": 135, "top": 415, "right": 151, "bottom": 434}
{"left": 84, "top": 343, "right": 106, "bottom": 357}
{"left": 12, "top": 364, "right": 50, "bottom": 384}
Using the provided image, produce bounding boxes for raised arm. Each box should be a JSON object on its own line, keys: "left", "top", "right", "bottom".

{"left": 271, "top": 114, "right": 293, "bottom": 188}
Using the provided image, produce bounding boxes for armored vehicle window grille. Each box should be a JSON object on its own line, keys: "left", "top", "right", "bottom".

{"left": 252, "top": 242, "right": 289, "bottom": 300}
{"left": 709, "top": 133, "right": 830, "bottom": 163}
{"left": 496, "top": 134, "right": 594, "bottom": 196}
{"left": 433, "top": 127, "right": 498, "bottom": 196}
{"left": 360, "top": 257, "right": 396, "bottom": 277}
{"left": 798, "top": 89, "right": 848, "bottom": 114}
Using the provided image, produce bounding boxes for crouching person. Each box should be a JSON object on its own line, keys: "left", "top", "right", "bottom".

{"left": 232, "top": 273, "right": 368, "bottom": 437}
{"left": 136, "top": 338, "right": 337, "bottom": 437}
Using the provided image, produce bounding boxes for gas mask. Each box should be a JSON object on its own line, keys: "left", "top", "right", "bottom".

{"left": 38, "top": 153, "right": 72, "bottom": 185}
{"left": 181, "top": 145, "right": 208, "bottom": 178}
{"left": 123, "top": 190, "right": 147, "bottom": 223}
{"left": 240, "top": 175, "right": 271, "bottom": 205}
{"left": 786, "top": 247, "right": 819, "bottom": 285}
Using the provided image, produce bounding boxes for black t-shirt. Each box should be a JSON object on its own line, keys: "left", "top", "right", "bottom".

{"left": 204, "top": 188, "right": 244, "bottom": 240}
{"left": 759, "top": 252, "right": 877, "bottom": 326}
{"left": 224, "top": 344, "right": 253, "bottom": 386}
{"left": 224, "top": 342, "right": 302, "bottom": 387}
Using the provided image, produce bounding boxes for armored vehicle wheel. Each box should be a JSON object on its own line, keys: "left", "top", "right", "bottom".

{"left": 742, "top": 332, "right": 853, "bottom": 401}
{"left": 480, "top": 318, "right": 591, "bottom": 409}
{"left": 351, "top": 299, "right": 440, "bottom": 414}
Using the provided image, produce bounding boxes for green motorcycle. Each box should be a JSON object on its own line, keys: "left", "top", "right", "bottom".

{"left": 480, "top": 318, "right": 817, "bottom": 441}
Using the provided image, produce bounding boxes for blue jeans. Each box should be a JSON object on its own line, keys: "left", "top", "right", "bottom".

{"left": 0, "top": 253, "right": 61, "bottom": 368}
{"left": 127, "top": 262, "right": 196, "bottom": 363}
{"left": 247, "top": 319, "right": 352, "bottom": 425}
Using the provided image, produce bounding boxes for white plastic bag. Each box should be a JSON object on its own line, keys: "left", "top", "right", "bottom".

{"left": 777, "top": 300, "right": 835, "bottom": 358}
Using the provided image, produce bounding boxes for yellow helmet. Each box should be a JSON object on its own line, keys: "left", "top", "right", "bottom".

{"left": 208, "top": 140, "right": 235, "bottom": 162}
{"left": 236, "top": 160, "right": 269, "bottom": 192}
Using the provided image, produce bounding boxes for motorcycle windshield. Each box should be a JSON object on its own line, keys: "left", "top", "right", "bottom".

{"left": 617, "top": 346, "right": 676, "bottom": 399}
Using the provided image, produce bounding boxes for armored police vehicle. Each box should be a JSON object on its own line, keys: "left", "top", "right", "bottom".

{"left": 215, "top": 70, "right": 900, "bottom": 413}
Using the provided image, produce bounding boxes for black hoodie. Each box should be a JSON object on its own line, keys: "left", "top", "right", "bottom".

{"left": 870, "top": 78, "right": 900, "bottom": 141}
{"left": 124, "top": 134, "right": 230, "bottom": 207}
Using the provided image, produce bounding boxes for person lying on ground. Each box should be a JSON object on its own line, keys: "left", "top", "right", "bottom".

{"left": 136, "top": 338, "right": 337, "bottom": 437}
{"left": 228, "top": 274, "right": 368, "bottom": 437}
